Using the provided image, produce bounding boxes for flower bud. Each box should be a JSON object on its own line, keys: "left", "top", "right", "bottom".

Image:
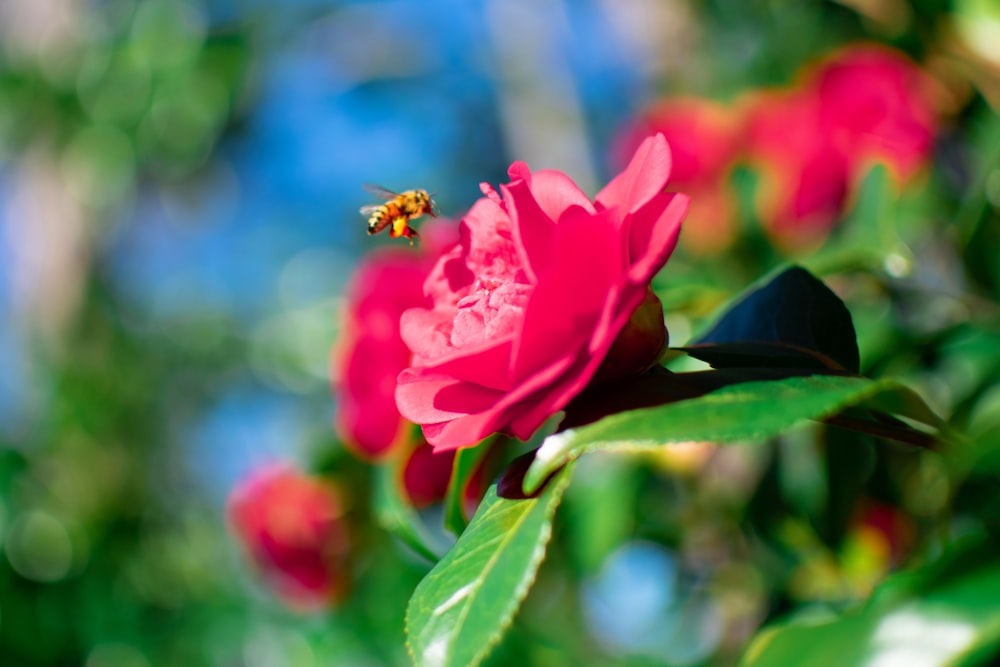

{"left": 228, "top": 465, "right": 349, "bottom": 611}
{"left": 593, "top": 287, "right": 668, "bottom": 384}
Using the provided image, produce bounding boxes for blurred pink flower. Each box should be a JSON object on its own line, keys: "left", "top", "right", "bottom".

{"left": 614, "top": 97, "right": 741, "bottom": 254}
{"left": 744, "top": 44, "right": 939, "bottom": 249}
{"left": 396, "top": 134, "right": 688, "bottom": 451}
{"left": 814, "top": 44, "right": 939, "bottom": 184}
{"left": 334, "top": 223, "right": 458, "bottom": 459}
{"left": 228, "top": 464, "right": 349, "bottom": 611}
{"left": 743, "top": 89, "right": 852, "bottom": 250}
{"left": 334, "top": 222, "right": 483, "bottom": 507}
{"left": 615, "top": 97, "right": 740, "bottom": 185}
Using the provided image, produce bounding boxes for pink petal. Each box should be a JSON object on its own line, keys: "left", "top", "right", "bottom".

{"left": 614, "top": 97, "right": 741, "bottom": 185}
{"left": 510, "top": 207, "right": 622, "bottom": 383}
{"left": 626, "top": 191, "right": 688, "bottom": 282}
{"left": 587, "top": 281, "right": 631, "bottom": 355}
{"left": 423, "top": 338, "right": 514, "bottom": 391}
{"left": 479, "top": 181, "right": 504, "bottom": 206}
{"left": 596, "top": 133, "right": 673, "bottom": 215}
{"left": 400, "top": 306, "right": 456, "bottom": 362}
{"left": 527, "top": 169, "right": 597, "bottom": 221}
{"left": 505, "top": 397, "right": 561, "bottom": 441}
{"left": 507, "top": 161, "right": 532, "bottom": 183}
{"left": 461, "top": 196, "right": 521, "bottom": 281}
{"left": 503, "top": 168, "right": 598, "bottom": 282}
{"left": 422, "top": 409, "right": 501, "bottom": 451}
{"left": 490, "top": 353, "right": 578, "bottom": 438}
{"left": 501, "top": 178, "right": 555, "bottom": 282}
{"left": 395, "top": 369, "right": 503, "bottom": 424}
{"left": 402, "top": 444, "right": 457, "bottom": 507}
{"left": 423, "top": 244, "right": 472, "bottom": 308}
{"left": 428, "top": 353, "right": 577, "bottom": 450}
{"left": 533, "top": 282, "right": 648, "bottom": 414}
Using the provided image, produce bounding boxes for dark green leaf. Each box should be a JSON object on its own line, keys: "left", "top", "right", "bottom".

{"left": 406, "top": 464, "right": 574, "bottom": 667}
{"left": 684, "top": 266, "right": 860, "bottom": 372}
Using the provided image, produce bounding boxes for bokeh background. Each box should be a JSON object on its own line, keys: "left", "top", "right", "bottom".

{"left": 1, "top": 0, "right": 999, "bottom": 665}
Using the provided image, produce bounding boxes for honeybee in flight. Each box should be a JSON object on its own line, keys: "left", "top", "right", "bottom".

{"left": 360, "top": 184, "right": 437, "bottom": 244}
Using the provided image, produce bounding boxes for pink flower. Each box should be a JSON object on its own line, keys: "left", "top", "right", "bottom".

{"left": 743, "top": 89, "right": 852, "bottom": 249}
{"left": 396, "top": 134, "right": 689, "bottom": 451}
{"left": 814, "top": 45, "right": 939, "bottom": 184}
{"left": 228, "top": 464, "right": 349, "bottom": 611}
{"left": 334, "top": 222, "right": 458, "bottom": 458}
{"left": 743, "top": 44, "right": 939, "bottom": 249}
{"left": 615, "top": 97, "right": 741, "bottom": 185}
{"left": 334, "top": 223, "right": 474, "bottom": 506}
{"left": 614, "top": 98, "right": 741, "bottom": 254}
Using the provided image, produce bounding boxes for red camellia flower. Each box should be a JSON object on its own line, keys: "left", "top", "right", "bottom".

{"left": 228, "top": 464, "right": 349, "bottom": 611}
{"left": 334, "top": 224, "right": 455, "bottom": 458}
{"left": 813, "top": 44, "right": 939, "bottom": 185}
{"left": 743, "top": 88, "right": 852, "bottom": 249}
{"left": 334, "top": 222, "right": 479, "bottom": 507}
{"left": 744, "top": 44, "right": 939, "bottom": 249}
{"left": 613, "top": 97, "right": 741, "bottom": 254}
{"left": 396, "top": 134, "right": 688, "bottom": 451}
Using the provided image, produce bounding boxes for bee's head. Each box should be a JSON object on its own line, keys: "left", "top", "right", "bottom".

{"left": 424, "top": 191, "right": 439, "bottom": 216}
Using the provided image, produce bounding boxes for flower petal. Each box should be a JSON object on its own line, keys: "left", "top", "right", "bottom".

{"left": 626, "top": 191, "right": 688, "bottom": 283}
{"left": 421, "top": 409, "right": 500, "bottom": 451}
{"left": 396, "top": 369, "right": 504, "bottom": 424}
{"left": 510, "top": 207, "right": 622, "bottom": 383}
{"left": 423, "top": 338, "right": 514, "bottom": 391}
{"left": 502, "top": 178, "right": 554, "bottom": 283}
{"left": 400, "top": 306, "right": 456, "bottom": 363}
{"left": 596, "top": 133, "right": 673, "bottom": 215}
{"left": 528, "top": 169, "right": 597, "bottom": 220}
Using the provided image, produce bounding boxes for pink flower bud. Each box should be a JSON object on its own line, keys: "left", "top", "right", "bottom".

{"left": 228, "top": 464, "right": 349, "bottom": 611}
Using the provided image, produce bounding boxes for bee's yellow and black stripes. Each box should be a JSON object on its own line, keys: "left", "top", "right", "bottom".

{"left": 361, "top": 187, "right": 436, "bottom": 243}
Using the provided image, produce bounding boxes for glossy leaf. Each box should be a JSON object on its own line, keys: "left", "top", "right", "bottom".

{"left": 406, "top": 464, "right": 574, "bottom": 667}
{"left": 684, "top": 265, "right": 860, "bottom": 372}
{"left": 525, "top": 374, "right": 936, "bottom": 495}
{"left": 741, "top": 535, "right": 1000, "bottom": 666}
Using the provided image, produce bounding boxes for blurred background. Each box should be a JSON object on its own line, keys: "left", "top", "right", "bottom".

{"left": 1, "top": 0, "right": 999, "bottom": 665}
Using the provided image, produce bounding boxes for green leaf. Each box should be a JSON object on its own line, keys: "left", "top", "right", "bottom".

{"left": 741, "top": 535, "right": 1000, "bottom": 667}
{"left": 373, "top": 456, "right": 450, "bottom": 562}
{"left": 684, "top": 265, "right": 860, "bottom": 372}
{"left": 526, "top": 374, "right": 937, "bottom": 495}
{"left": 406, "top": 463, "right": 574, "bottom": 667}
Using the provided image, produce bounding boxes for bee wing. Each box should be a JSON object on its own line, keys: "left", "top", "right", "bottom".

{"left": 362, "top": 183, "right": 400, "bottom": 200}
{"left": 359, "top": 203, "right": 382, "bottom": 215}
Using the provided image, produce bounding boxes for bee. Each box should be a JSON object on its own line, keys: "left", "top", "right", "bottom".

{"left": 360, "top": 184, "right": 437, "bottom": 244}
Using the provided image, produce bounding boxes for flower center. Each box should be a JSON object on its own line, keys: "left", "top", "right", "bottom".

{"left": 451, "top": 277, "right": 532, "bottom": 349}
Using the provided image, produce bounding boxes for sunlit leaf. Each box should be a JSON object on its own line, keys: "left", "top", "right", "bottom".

{"left": 525, "top": 374, "right": 937, "bottom": 495}
{"left": 406, "top": 464, "right": 574, "bottom": 667}
{"left": 741, "top": 535, "right": 1000, "bottom": 667}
